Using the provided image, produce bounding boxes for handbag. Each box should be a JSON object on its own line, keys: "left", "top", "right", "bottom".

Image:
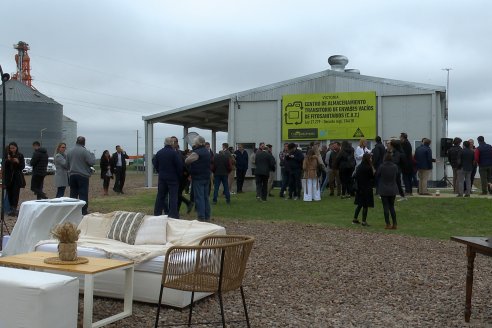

{"left": 352, "top": 175, "right": 358, "bottom": 192}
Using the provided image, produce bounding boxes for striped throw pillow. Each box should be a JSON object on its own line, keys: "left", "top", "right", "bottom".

{"left": 107, "top": 212, "right": 145, "bottom": 245}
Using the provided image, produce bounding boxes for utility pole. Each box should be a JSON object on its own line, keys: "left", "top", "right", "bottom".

{"left": 442, "top": 68, "right": 452, "bottom": 137}
{"left": 136, "top": 130, "right": 139, "bottom": 156}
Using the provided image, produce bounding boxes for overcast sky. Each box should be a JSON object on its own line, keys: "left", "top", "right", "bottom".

{"left": 1, "top": 0, "right": 491, "bottom": 155}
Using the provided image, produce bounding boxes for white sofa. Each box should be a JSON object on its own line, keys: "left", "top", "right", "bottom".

{"left": 35, "top": 211, "right": 226, "bottom": 308}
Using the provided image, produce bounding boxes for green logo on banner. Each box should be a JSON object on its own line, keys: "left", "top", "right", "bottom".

{"left": 353, "top": 128, "right": 365, "bottom": 138}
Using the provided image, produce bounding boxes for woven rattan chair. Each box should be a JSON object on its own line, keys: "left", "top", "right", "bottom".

{"left": 154, "top": 235, "right": 255, "bottom": 327}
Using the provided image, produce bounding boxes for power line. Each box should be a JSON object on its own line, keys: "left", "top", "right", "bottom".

{"left": 35, "top": 79, "right": 174, "bottom": 109}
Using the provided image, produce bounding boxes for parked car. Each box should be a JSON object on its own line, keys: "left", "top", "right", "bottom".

{"left": 47, "top": 157, "right": 56, "bottom": 175}
{"left": 23, "top": 158, "right": 32, "bottom": 175}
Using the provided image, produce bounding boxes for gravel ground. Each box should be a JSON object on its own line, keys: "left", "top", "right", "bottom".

{"left": 2, "top": 173, "right": 492, "bottom": 327}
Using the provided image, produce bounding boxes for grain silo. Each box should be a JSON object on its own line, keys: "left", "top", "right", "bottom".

{"left": 0, "top": 79, "right": 63, "bottom": 155}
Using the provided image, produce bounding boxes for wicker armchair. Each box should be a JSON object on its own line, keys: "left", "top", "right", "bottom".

{"left": 154, "top": 235, "right": 255, "bottom": 327}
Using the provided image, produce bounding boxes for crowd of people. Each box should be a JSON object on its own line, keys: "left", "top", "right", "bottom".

{"left": 3, "top": 132, "right": 490, "bottom": 226}
{"left": 1, "top": 136, "right": 129, "bottom": 217}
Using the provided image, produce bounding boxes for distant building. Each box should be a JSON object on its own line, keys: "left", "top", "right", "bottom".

{"left": 143, "top": 55, "right": 447, "bottom": 187}
{"left": 0, "top": 79, "right": 76, "bottom": 155}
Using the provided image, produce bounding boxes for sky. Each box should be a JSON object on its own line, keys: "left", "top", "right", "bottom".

{"left": 1, "top": 0, "right": 491, "bottom": 155}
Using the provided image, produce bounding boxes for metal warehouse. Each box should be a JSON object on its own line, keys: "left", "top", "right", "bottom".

{"left": 143, "top": 55, "right": 447, "bottom": 187}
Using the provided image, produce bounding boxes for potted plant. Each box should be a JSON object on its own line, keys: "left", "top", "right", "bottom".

{"left": 51, "top": 222, "right": 81, "bottom": 261}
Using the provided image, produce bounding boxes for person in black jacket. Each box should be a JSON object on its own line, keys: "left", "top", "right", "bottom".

{"left": 100, "top": 150, "right": 112, "bottom": 195}
{"left": 457, "top": 140, "right": 475, "bottom": 197}
{"left": 400, "top": 133, "right": 414, "bottom": 195}
{"left": 254, "top": 147, "right": 276, "bottom": 201}
{"left": 3, "top": 142, "right": 25, "bottom": 216}
{"left": 30, "top": 141, "right": 48, "bottom": 200}
{"left": 285, "top": 143, "right": 304, "bottom": 200}
{"left": 389, "top": 139, "right": 406, "bottom": 200}
{"left": 111, "top": 145, "right": 129, "bottom": 194}
{"left": 371, "top": 136, "right": 386, "bottom": 195}
{"left": 352, "top": 153, "right": 375, "bottom": 226}
{"left": 447, "top": 137, "right": 463, "bottom": 194}
{"left": 335, "top": 141, "right": 355, "bottom": 198}
{"left": 376, "top": 153, "right": 399, "bottom": 229}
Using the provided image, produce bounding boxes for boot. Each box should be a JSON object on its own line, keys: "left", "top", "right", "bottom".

{"left": 384, "top": 224, "right": 392, "bottom": 229}
{"left": 391, "top": 224, "right": 398, "bottom": 230}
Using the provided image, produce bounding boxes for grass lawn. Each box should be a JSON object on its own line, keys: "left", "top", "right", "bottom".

{"left": 91, "top": 190, "right": 492, "bottom": 240}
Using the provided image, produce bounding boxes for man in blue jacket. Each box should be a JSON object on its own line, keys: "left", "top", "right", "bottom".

{"left": 475, "top": 136, "right": 492, "bottom": 194}
{"left": 415, "top": 138, "right": 433, "bottom": 195}
{"left": 234, "top": 144, "right": 249, "bottom": 193}
{"left": 153, "top": 137, "right": 183, "bottom": 219}
{"left": 185, "top": 136, "right": 211, "bottom": 221}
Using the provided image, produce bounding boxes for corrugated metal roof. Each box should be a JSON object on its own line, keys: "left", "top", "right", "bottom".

{"left": 0, "top": 79, "right": 61, "bottom": 105}
{"left": 142, "top": 69, "right": 446, "bottom": 131}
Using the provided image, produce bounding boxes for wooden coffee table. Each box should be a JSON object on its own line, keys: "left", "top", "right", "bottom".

{"left": 451, "top": 236, "right": 492, "bottom": 322}
{"left": 0, "top": 251, "right": 134, "bottom": 328}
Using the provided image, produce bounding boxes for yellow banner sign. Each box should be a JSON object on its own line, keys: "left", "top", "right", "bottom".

{"left": 282, "top": 92, "right": 377, "bottom": 140}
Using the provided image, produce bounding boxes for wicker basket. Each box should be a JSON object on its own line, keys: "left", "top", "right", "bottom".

{"left": 58, "top": 242, "right": 77, "bottom": 261}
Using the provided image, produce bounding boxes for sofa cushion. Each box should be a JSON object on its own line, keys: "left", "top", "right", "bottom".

{"left": 78, "top": 212, "right": 116, "bottom": 238}
{"left": 107, "top": 212, "right": 145, "bottom": 245}
{"left": 134, "top": 216, "right": 168, "bottom": 245}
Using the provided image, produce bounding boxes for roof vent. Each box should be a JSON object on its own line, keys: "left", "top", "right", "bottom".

{"left": 344, "top": 69, "right": 360, "bottom": 74}
{"left": 328, "top": 55, "right": 348, "bottom": 71}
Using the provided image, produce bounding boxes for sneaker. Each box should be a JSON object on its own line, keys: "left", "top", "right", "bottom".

{"left": 397, "top": 197, "right": 408, "bottom": 202}
{"left": 464, "top": 194, "right": 470, "bottom": 197}
{"left": 456, "top": 194, "right": 463, "bottom": 197}
{"left": 230, "top": 191, "right": 236, "bottom": 195}
{"left": 361, "top": 221, "right": 370, "bottom": 227}
{"left": 352, "top": 219, "right": 360, "bottom": 225}
{"left": 268, "top": 193, "right": 275, "bottom": 197}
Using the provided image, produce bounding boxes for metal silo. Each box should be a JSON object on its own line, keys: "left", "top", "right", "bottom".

{"left": 0, "top": 79, "right": 63, "bottom": 156}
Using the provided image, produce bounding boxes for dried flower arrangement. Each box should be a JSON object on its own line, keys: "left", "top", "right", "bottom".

{"left": 51, "top": 222, "right": 81, "bottom": 243}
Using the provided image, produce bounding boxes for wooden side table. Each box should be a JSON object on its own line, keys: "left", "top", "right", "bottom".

{"left": 450, "top": 236, "right": 492, "bottom": 322}
{"left": 0, "top": 251, "right": 134, "bottom": 328}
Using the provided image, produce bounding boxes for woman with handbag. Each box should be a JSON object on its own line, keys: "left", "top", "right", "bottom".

{"left": 54, "top": 142, "right": 69, "bottom": 197}
{"left": 3, "top": 142, "right": 25, "bottom": 216}
{"left": 100, "top": 150, "right": 113, "bottom": 195}
{"left": 352, "top": 153, "right": 375, "bottom": 226}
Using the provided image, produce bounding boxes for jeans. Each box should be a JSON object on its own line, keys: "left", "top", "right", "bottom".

{"left": 288, "top": 170, "right": 301, "bottom": 198}
{"left": 69, "top": 174, "right": 89, "bottom": 215}
{"left": 279, "top": 168, "right": 289, "bottom": 196}
{"left": 31, "top": 174, "right": 46, "bottom": 199}
{"left": 193, "top": 179, "right": 211, "bottom": 221}
{"left": 213, "top": 175, "right": 230, "bottom": 203}
{"left": 478, "top": 165, "right": 492, "bottom": 194}
{"left": 236, "top": 168, "right": 247, "bottom": 192}
{"left": 56, "top": 186, "right": 66, "bottom": 198}
{"left": 457, "top": 169, "right": 471, "bottom": 196}
{"left": 418, "top": 169, "right": 431, "bottom": 194}
{"left": 113, "top": 167, "right": 126, "bottom": 192}
{"left": 402, "top": 172, "right": 413, "bottom": 194}
{"left": 154, "top": 178, "right": 179, "bottom": 219}
{"left": 255, "top": 174, "right": 269, "bottom": 200}
{"left": 381, "top": 195, "right": 397, "bottom": 226}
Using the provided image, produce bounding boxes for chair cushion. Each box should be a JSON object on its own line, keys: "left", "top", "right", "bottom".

{"left": 107, "top": 211, "right": 145, "bottom": 245}
{"left": 134, "top": 216, "right": 168, "bottom": 245}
